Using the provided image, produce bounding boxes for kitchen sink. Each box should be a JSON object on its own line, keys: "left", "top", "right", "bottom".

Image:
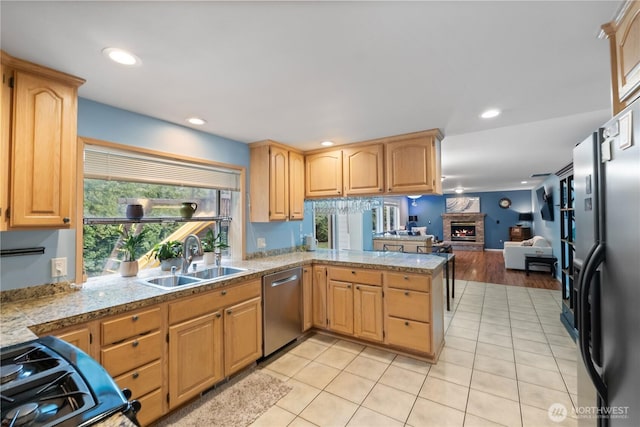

{"left": 138, "top": 267, "right": 248, "bottom": 290}
{"left": 185, "top": 266, "right": 247, "bottom": 280}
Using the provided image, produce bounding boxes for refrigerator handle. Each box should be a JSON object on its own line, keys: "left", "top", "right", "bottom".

{"left": 578, "top": 242, "right": 607, "bottom": 402}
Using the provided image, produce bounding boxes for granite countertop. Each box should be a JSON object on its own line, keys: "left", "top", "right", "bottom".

{"left": 373, "top": 235, "right": 433, "bottom": 241}
{"left": 0, "top": 249, "right": 445, "bottom": 347}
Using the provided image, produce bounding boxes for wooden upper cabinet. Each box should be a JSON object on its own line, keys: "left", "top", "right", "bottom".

{"left": 249, "top": 140, "right": 304, "bottom": 222}
{"left": 289, "top": 151, "right": 305, "bottom": 219}
{"left": 343, "top": 144, "right": 384, "bottom": 195}
{"left": 305, "top": 150, "right": 343, "bottom": 198}
{"left": 385, "top": 132, "right": 442, "bottom": 195}
{"left": 1, "top": 52, "right": 84, "bottom": 229}
{"left": 602, "top": 1, "right": 640, "bottom": 113}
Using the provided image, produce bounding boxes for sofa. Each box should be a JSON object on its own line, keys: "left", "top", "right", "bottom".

{"left": 503, "top": 236, "right": 552, "bottom": 270}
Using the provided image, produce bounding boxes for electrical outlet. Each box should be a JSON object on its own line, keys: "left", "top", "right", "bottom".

{"left": 51, "top": 257, "right": 67, "bottom": 277}
{"left": 257, "top": 237, "right": 266, "bottom": 249}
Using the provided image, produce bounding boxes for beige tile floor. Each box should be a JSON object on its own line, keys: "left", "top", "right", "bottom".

{"left": 253, "top": 280, "right": 578, "bottom": 427}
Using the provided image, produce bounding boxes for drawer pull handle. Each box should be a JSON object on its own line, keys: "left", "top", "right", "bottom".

{"left": 404, "top": 276, "right": 409, "bottom": 280}
{"left": 132, "top": 315, "right": 139, "bottom": 321}
{"left": 132, "top": 340, "right": 139, "bottom": 347}
{"left": 216, "top": 313, "right": 222, "bottom": 318}
{"left": 351, "top": 271, "right": 356, "bottom": 274}
{"left": 405, "top": 321, "right": 409, "bottom": 326}
{"left": 404, "top": 291, "right": 409, "bottom": 296}
{"left": 132, "top": 372, "right": 139, "bottom": 379}
{"left": 221, "top": 290, "right": 227, "bottom": 296}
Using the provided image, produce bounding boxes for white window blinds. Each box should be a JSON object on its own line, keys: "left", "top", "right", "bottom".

{"left": 84, "top": 145, "right": 241, "bottom": 191}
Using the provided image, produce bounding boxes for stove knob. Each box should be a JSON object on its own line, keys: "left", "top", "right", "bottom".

{"left": 131, "top": 399, "right": 142, "bottom": 413}
{"left": 122, "top": 388, "right": 133, "bottom": 400}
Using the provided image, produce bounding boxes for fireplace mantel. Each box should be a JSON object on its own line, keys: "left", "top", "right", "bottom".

{"left": 442, "top": 213, "right": 486, "bottom": 251}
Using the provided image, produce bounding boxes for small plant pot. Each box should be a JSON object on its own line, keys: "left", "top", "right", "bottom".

{"left": 160, "top": 258, "right": 182, "bottom": 271}
{"left": 120, "top": 261, "right": 139, "bottom": 277}
{"left": 203, "top": 252, "right": 216, "bottom": 266}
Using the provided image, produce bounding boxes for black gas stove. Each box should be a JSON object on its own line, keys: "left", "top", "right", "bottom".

{"left": 0, "top": 336, "right": 139, "bottom": 427}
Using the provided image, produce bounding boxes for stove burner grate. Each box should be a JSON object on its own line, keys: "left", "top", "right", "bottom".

{"left": 0, "top": 365, "right": 24, "bottom": 385}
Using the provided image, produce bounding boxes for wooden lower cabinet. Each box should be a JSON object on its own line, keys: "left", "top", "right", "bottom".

{"left": 168, "top": 311, "right": 223, "bottom": 409}
{"left": 224, "top": 296, "right": 262, "bottom": 376}
{"left": 312, "top": 266, "right": 328, "bottom": 328}
{"left": 323, "top": 267, "right": 384, "bottom": 343}
{"left": 327, "top": 280, "right": 354, "bottom": 335}
{"left": 167, "top": 280, "right": 262, "bottom": 410}
{"left": 383, "top": 270, "right": 443, "bottom": 358}
{"left": 99, "top": 306, "right": 166, "bottom": 426}
{"left": 48, "top": 322, "right": 97, "bottom": 357}
{"left": 302, "top": 267, "right": 313, "bottom": 331}
{"left": 354, "top": 284, "right": 383, "bottom": 342}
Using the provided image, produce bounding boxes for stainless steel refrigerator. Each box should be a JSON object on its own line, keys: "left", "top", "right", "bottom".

{"left": 573, "top": 98, "right": 640, "bottom": 427}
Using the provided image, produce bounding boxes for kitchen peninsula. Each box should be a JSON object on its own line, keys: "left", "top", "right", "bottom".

{"left": 373, "top": 234, "right": 434, "bottom": 253}
{"left": 0, "top": 249, "right": 445, "bottom": 425}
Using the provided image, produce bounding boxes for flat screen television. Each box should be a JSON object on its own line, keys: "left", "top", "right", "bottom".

{"left": 537, "top": 186, "right": 554, "bottom": 221}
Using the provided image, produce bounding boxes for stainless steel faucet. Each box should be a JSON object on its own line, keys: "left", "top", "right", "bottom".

{"left": 182, "top": 234, "right": 202, "bottom": 272}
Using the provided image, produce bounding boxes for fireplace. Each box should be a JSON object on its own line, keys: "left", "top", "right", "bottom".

{"left": 451, "top": 222, "right": 476, "bottom": 241}
{"left": 442, "top": 213, "right": 486, "bottom": 251}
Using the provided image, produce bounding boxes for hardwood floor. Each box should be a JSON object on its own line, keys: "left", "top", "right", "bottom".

{"left": 452, "top": 250, "right": 561, "bottom": 290}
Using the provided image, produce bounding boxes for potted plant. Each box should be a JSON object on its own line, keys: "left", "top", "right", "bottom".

{"left": 149, "top": 240, "right": 183, "bottom": 271}
{"left": 201, "top": 228, "right": 229, "bottom": 265}
{"left": 117, "top": 225, "right": 148, "bottom": 277}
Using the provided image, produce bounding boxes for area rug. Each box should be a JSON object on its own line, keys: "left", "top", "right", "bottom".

{"left": 154, "top": 369, "right": 292, "bottom": 427}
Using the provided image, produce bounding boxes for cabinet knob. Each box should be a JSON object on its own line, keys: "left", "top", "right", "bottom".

{"left": 227, "top": 310, "right": 232, "bottom": 315}
{"left": 347, "top": 285, "right": 351, "bottom": 289}
{"left": 356, "top": 286, "right": 360, "bottom": 290}
{"left": 351, "top": 271, "right": 356, "bottom": 274}
{"left": 132, "top": 340, "right": 139, "bottom": 347}
{"left": 132, "top": 372, "right": 139, "bottom": 379}
{"left": 216, "top": 313, "right": 222, "bottom": 318}
{"left": 404, "top": 291, "right": 409, "bottom": 296}
{"left": 132, "top": 315, "right": 139, "bottom": 321}
{"left": 63, "top": 217, "right": 70, "bottom": 224}
{"left": 405, "top": 321, "right": 409, "bottom": 326}
{"left": 221, "top": 290, "right": 227, "bottom": 296}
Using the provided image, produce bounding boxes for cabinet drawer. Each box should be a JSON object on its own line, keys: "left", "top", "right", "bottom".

{"left": 169, "top": 280, "right": 261, "bottom": 325}
{"left": 329, "top": 267, "right": 381, "bottom": 286}
{"left": 101, "top": 331, "right": 162, "bottom": 377}
{"left": 136, "top": 388, "right": 164, "bottom": 427}
{"left": 384, "top": 271, "right": 431, "bottom": 292}
{"left": 386, "top": 288, "right": 430, "bottom": 322}
{"left": 386, "top": 316, "right": 431, "bottom": 353}
{"left": 102, "top": 307, "right": 162, "bottom": 345}
{"left": 114, "top": 360, "right": 162, "bottom": 400}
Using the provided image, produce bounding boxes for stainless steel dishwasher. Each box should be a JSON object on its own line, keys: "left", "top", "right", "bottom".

{"left": 263, "top": 267, "right": 302, "bottom": 357}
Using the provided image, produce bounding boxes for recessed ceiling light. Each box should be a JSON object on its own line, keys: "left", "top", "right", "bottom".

{"left": 102, "top": 47, "right": 142, "bottom": 66}
{"left": 186, "top": 117, "right": 207, "bottom": 126}
{"left": 455, "top": 187, "right": 464, "bottom": 194}
{"left": 521, "top": 180, "right": 528, "bottom": 184}
{"left": 480, "top": 109, "right": 501, "bottom": 119}
{"left": 321, "top": 141, "right": 334, "bottom": 147}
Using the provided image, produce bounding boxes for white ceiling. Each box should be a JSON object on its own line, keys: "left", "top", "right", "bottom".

{"left": 1, "top": 1, "right": 621, "bottom": 193}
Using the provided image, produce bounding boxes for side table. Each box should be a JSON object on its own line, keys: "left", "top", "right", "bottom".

{"left": 525, "top": 254, "right": 557, "bottom": 276}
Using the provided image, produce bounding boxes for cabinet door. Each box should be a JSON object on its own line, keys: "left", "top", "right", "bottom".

{"left": 288, "top": 150, "right": 305, "bottom": 220}
{"left": 327, "top": 280, "right": 353, "bottom": 335}
{"left": 10, "top": 70, "right": 77, "bottom": 227}
{"left": 269, "top": 145, "right": 289, "bottom": 221}
{"left": 224, "top": 297, "right": 262, "bottom": 376}
{"left": 385, "top": 137, "right": 439, "bottom": 194}
{"left": 305, "top": 150, "right": 343, "bottom": 197}
{"left": 169, "top": 311, "right": 223, "bottom": 409}
{"left": 302, "top": 267, "right": 313, "bottom": 331}
{"left": 343, "top": 144, "right": 384, "bottom": 195}
{"left": 354, "top": 284, "right": 383, "bottom": 342}
{"left": 1, "top": 65, "right": 11, "bottom": 231}
{"left": 51, "top": 323, "right": 96, "bottom": 356}
{"left": 312, "top": 266, "right": 327, "bottom": 328}
{"left": 615, "top": 1, "right": 640, "bottom": 103}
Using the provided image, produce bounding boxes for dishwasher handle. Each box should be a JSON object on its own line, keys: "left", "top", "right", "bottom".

{"left": 270, "top": 275, "right": 299, "bottom": 287}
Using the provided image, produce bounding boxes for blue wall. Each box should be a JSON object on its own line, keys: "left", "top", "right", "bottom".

{"left": 407, "top": 190, "right": 535, "bottom": 249}
{"left": 0, "top": 99, "right": 313, "bottom": 290}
